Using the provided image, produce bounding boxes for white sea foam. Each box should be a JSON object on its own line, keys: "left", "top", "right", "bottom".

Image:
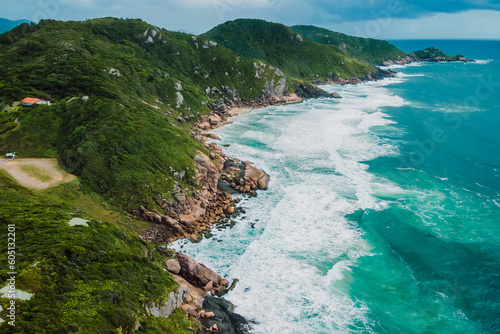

{"left": 175, "top": 81, "right": 411, "bottom": 333}
{"left": 397, "top": 72, "right": 426, "bottom": 78}
{"left": 473, "top": 59, "right": 493, "bottom": 65}
{"left": 379, "top": 62, "right": 425, "bottom": 71}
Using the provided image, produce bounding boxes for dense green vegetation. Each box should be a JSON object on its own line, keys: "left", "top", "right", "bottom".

{"left": 203, "top": 19, "right": 376, "bottom": 81}
{"left": 291, "top": 25, "right": 407, "bottom": 65}
{"left": 0, "top": 170, "right": 199, "bottom": 333}
{"left": 409, "top": 47, "right": 464, "bottom": 61}
{"left": 0, "top": 18, "right": 291, "bottom": 209}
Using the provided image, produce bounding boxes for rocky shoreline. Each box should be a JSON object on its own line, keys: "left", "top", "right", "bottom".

{"left": 136, "top": 56, "right": 473, "bottom": 331}
{"left": 135, "top": 68, "right": 412, "bottom": 332}
{"left": 381, "top": 51, "right": 474, "bottom": 67}
{"left": 314, "top": 67, "right": 398, "bottom": 86}
{"left": 138, "top": 91, "right": 316, "bottom": 333}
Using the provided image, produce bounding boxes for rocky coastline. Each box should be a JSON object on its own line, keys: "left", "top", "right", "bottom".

{"left": 382, "top": 50, "right": 474, "bottom": 66}
{"left": 138, "top": 91, "right": 317, "bottom": 333}
{"left": 136, "top": 54, "right": 470, "bottom": 331}
{"left": 315, "top": 67, "right": 398, "bottom": 86}
{"left": 135, "top": 69, "right": 409, "bottom": 332}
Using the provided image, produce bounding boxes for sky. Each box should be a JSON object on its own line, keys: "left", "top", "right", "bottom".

{"left": 1, "top": 0, "right": 500, "bottom": 40}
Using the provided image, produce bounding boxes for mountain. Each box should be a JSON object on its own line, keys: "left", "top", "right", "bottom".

{"left": 291, "top": 25, "right": 407, "bottom": 65}
{"left": 0, "top": 18, "right": 31, "bottom": 35}
{"left": 0, "top": 18, "right": 305, "bottom": 209}
{"left": 202, "top": 19, "right": 377, "bottom": 82}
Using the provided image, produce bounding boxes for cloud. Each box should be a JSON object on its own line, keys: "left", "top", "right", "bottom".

{"left": 295, "top": 0, "right": 500, "bottom": 22}
{"left": 181, "top": 0, "right": 277, "bottom": 9}
{"left": 326, "top": 9, "right": 500, "bottom": 40}
{"left": 0, "top": 0, "right": 499, "bottom": 39}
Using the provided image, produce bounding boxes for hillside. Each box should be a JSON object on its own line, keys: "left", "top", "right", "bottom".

{"left": 291, "top": 25, "right": 407, "bottom": 65}
{"left": 0, "top": 169, "right": 199, "bottom": 333}
{"left": 0, "top": 18, "right": 301, "bottom": 210}
{"left": 202, "top": 19, "right": 377, "bottom": 82}
{"left": 0, "top": 18, "right": 30, "bottom": 35}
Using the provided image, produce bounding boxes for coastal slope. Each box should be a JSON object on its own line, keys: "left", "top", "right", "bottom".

{"left": 291, "top": 25, "right": 407, "bottom": 65}
{"left": 202, "top": 19, "right": 378, "bottom": 82}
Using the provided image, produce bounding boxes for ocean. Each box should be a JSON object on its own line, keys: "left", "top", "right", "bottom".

{"left": 173, "top": 40, "right": 500, "bottom": 333}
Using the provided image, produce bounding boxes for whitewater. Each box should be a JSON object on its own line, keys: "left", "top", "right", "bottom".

{"left": 174, "top": 40, "right": 500, "bottom": 334}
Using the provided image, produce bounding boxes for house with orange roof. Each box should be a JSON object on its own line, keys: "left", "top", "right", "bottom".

{"left": 22, "top": 97, "right": 52, "bottom": 106}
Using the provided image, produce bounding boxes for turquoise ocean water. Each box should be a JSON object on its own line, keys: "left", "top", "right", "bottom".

{"left": 173, "top": 41, "right": 500, "bottom": 333}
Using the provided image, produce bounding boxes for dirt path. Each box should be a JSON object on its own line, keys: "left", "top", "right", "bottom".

{"left": 0, "top": 158, "right": 76, "bottom": 189}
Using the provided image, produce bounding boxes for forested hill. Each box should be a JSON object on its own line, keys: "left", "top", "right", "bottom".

{"left": 290, "top": 25, "right": 407, "bottom": 65}
{"left": 0, "top": 18, "right": 299, "bottom": 209}
{"left": 202, "top": 19, "right": 378, "bottom": 82}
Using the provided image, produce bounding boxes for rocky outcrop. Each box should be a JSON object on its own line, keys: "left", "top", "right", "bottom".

{"left": 199, "top": 296, "right": 251, "bottom": 334}
{"left": 175, "top": 252, "right": 222, "bottom": 289}
{"left": 326, "top": 76, "right": 363, "bottom": 85}
{"left": 218, "top": 158, "right": 269, "bottom": 195}
{"left": 409, "top": 47, "right": 474, "bottom": 63}
{"left": 295, "top": 83, "right": 330, "bottom": 98}
{"left": 382, "top": 49, "right": 474, "bottom": 66}
{"left": 382, "top": 55, "right": 414, "bottom": 66}
{"left": 140, "top": 146, "right": 269, "bottom": 244}
{"left": 145, "top": 288, "right": 187, "bottom": 318}
{"left": 161, "top": 252, "right": 245, "bottom": 333}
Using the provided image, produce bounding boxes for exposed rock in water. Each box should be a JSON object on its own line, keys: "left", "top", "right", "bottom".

{"left": 200, "top": 296, "right": 251, "bottom": 334}
{"left": 218, "top": 158, "right": 269, "bottom": 194}
{"left": 295, "top": 83, "right": 330, "bottom": 99}
{"left": 161, "top": 252, "right": 247, "bottom": 332}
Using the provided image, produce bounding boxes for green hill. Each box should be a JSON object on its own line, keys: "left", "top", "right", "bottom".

{"left": 0, "top": 18, "right": 301, "bottom": 209}
{"left": 0, "top": 18, "right": 31, "bottom": 35}
{"left": 202, "top": 19, "right": 377, "bottom": 82}
{"left": 0, "top": 169, "right": 199, "bottom": 333}
{"left": 291, "top": 25, "right": 407, "bottom": 65}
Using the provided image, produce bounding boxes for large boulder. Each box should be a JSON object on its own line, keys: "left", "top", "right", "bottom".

{"left": 166, "top": 258, "right": 181, "bottom": 274}
{"left": 244, "top": 162, "right": 269, "bottom": 190}
{"left": 176, "top": 252, "right": 220, "bottom": 288}
{"left": 194, "top": 153, "right": 219, "bottom": 191}
{"left": 199, "top": 296, "right": 250, "bottom": 334}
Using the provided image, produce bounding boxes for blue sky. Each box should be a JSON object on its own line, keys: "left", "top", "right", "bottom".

{"left": 2, "top": 0, "right": 500, "bottom": 39}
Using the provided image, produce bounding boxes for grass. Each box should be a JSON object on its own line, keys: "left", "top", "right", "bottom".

{"left": 19, "top": 163, "right": 52, "bottom": 182}
{"left": 43, "top": 179, "right": 152, "bottom": 235}
{"left": 0, "top": 170, "right": 190, "bottom": 333}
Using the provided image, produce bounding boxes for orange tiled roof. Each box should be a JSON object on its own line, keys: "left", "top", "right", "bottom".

{"left": 22, "top": 97, "right": 40, "bottom": 104}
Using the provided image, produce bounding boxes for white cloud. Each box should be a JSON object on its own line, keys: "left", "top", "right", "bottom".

{"left": 180, "top": 0, "right": 278, "bottom": 9}
{"left": 327, "top": 10, "right": 500, "bottom": 40}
